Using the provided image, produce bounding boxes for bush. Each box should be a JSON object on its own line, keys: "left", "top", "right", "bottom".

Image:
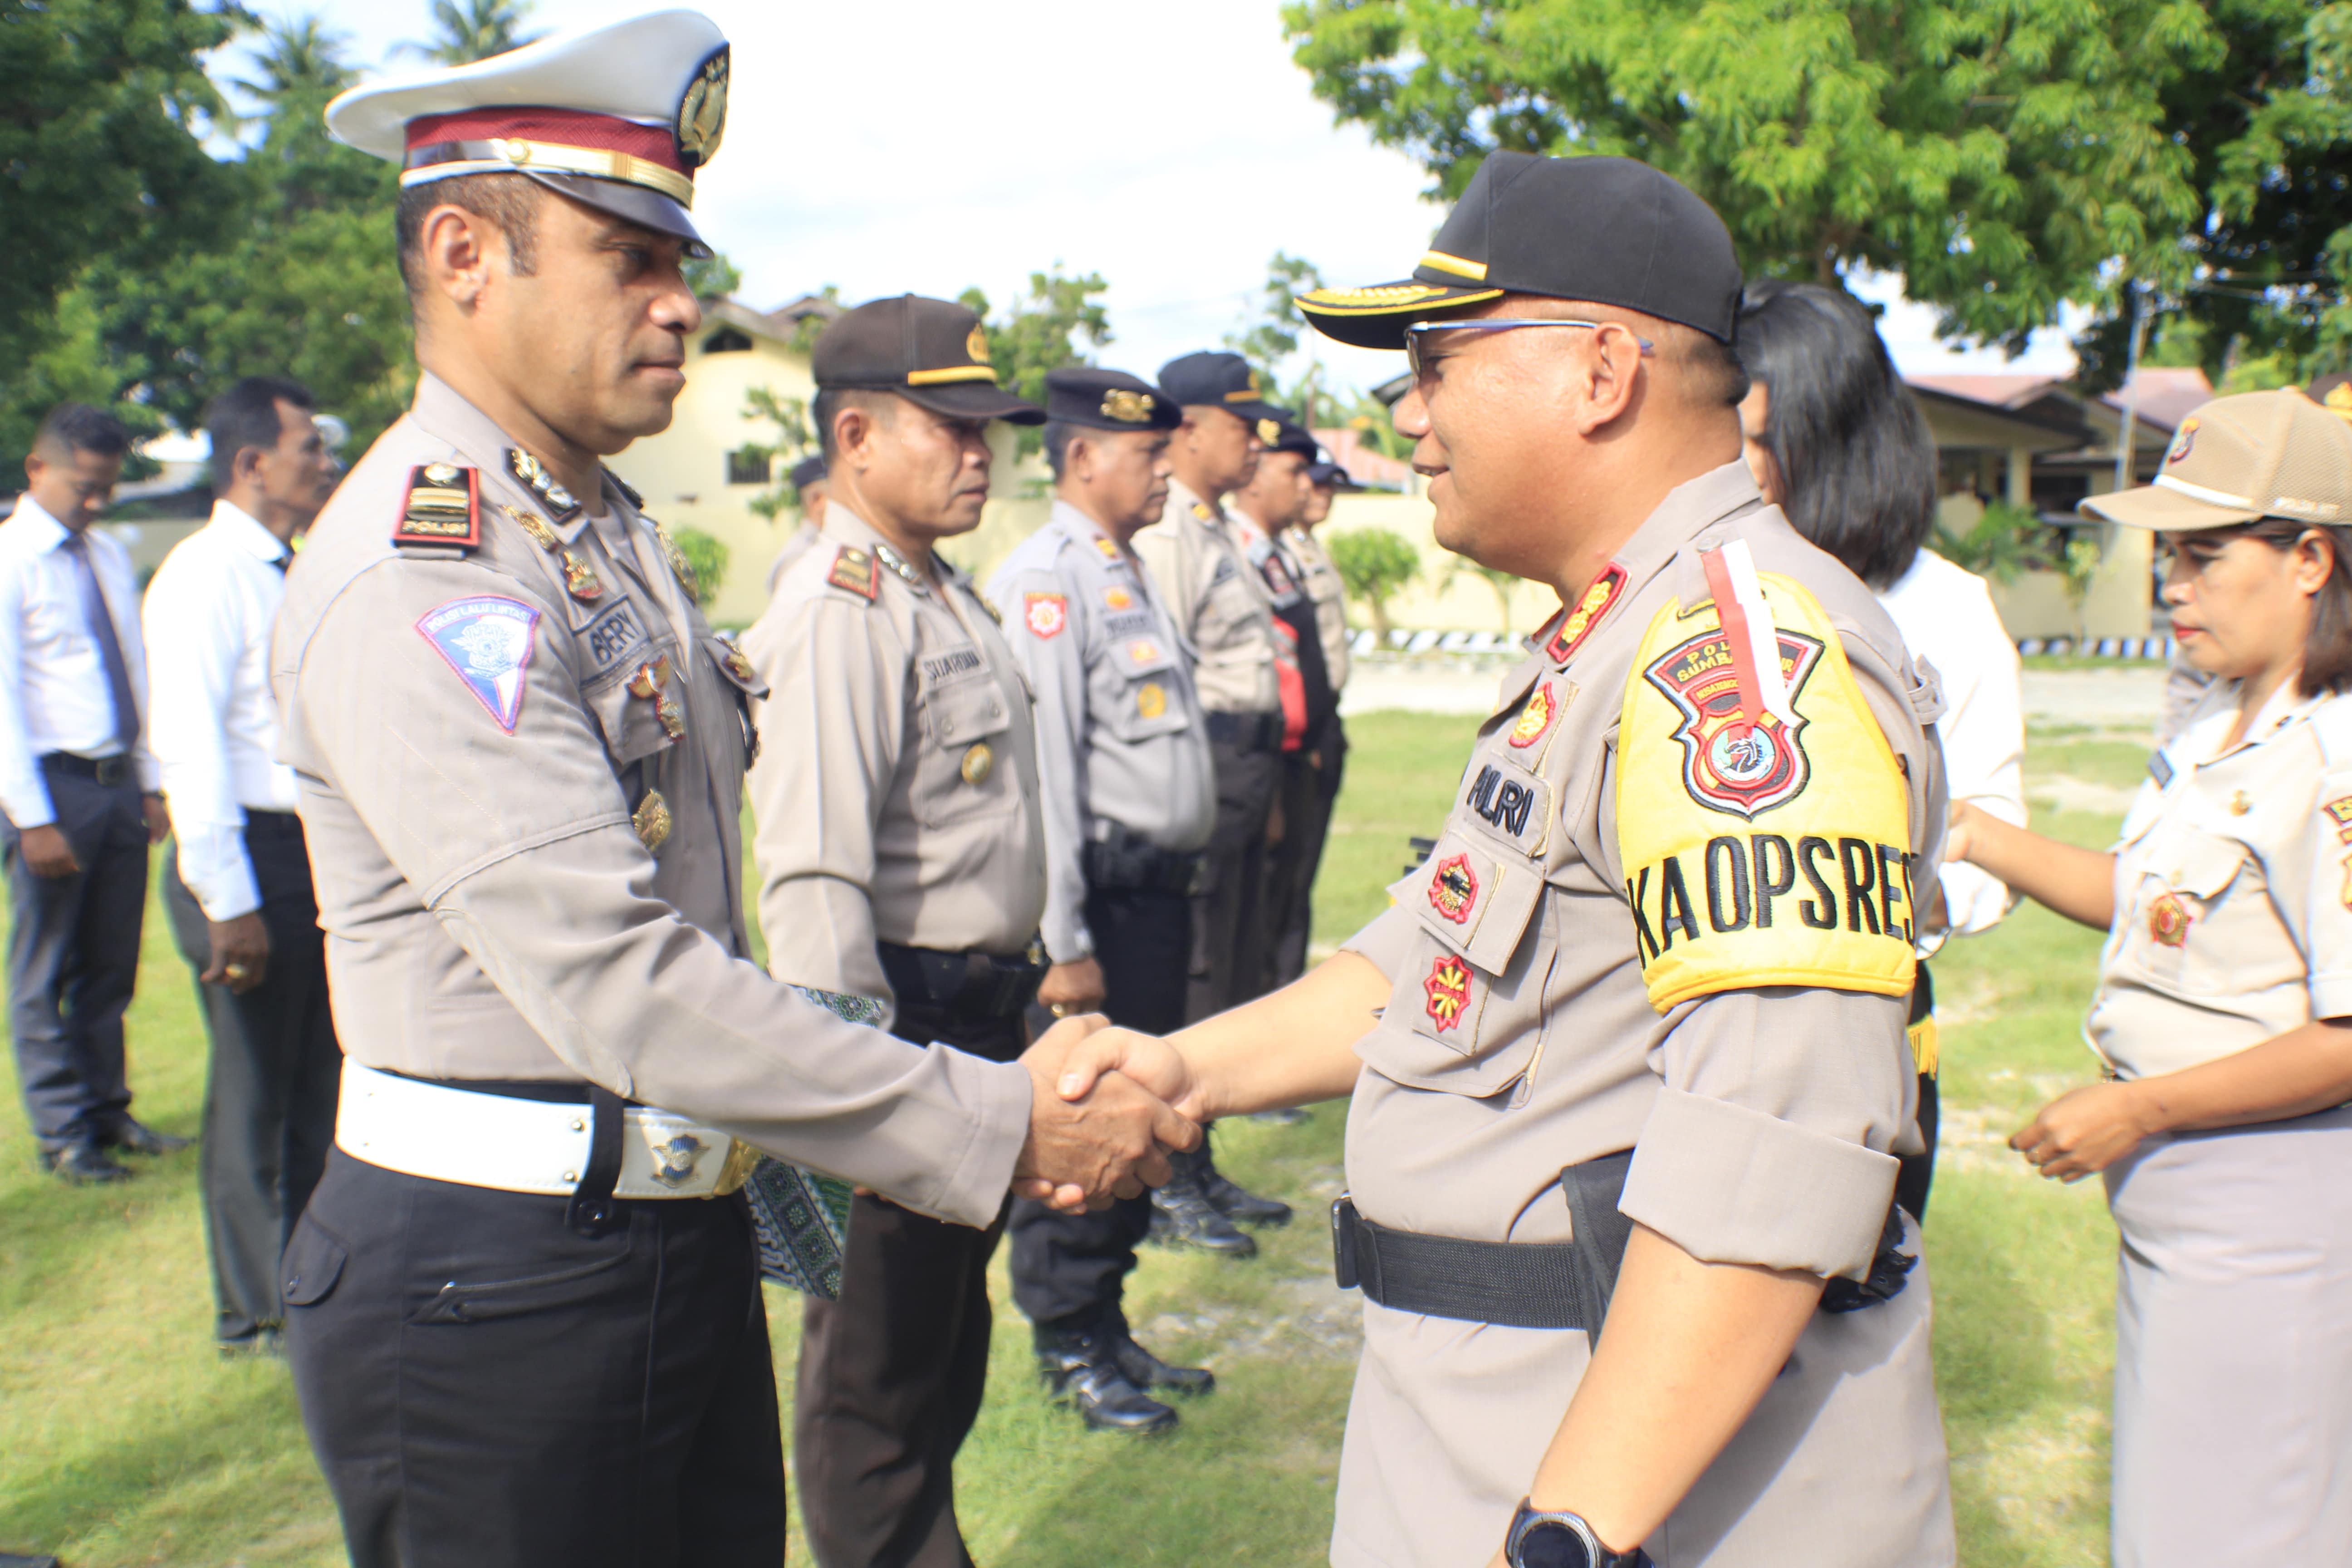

{"left": 669, "top": 526, "right": 730, "bottom": 610}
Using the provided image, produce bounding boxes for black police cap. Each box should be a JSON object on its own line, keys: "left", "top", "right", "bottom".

{"left": 1157, "top": 352, "right": 1284, "bottom": 426}
{"left": 1262, "top": 412, "right": 1318, "bottom": 460}
{"left": 1306, "top": 459, "right": 1364, "bottom": 491}
{"left": 1297, "top": 152, "right": 1743, "bottom": 350}
{"left": 788, "top": 454, "right": 828, "bottom": 490}
{"left": 1043, "top": 367, "right": 1181, "bottom": 432}
{"left": 813, "top": 295, "right": 1045, "bottom": 425}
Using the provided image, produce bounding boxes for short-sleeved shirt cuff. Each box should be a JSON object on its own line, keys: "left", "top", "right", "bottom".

{"left": 2310, "top": 972, "right": 2352, "bottom": 1023}
{"left": 1619, "top": 1088, "right": 1897, "bottom": 1281}
{"left": 1339, "top": 903, "right": 1416, "bottom": 982}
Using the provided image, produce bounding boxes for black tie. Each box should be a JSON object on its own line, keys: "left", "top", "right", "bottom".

{"left": 60, "top": 531, "right": 140, "bottom": 751}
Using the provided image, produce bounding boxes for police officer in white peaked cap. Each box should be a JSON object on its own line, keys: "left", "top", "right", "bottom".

{"left": 276, "top": 14, "right": 1193, "bottom": 1565}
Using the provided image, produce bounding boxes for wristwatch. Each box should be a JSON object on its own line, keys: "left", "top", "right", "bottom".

{"left": 1504, "top": 1499, "right": 1648, "bottom": 1568}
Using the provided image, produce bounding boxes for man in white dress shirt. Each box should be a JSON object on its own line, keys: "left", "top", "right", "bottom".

{"left": 146, "top": 377, "right": 343, "bottom": 1352}
{"left": 0, "top": 403, "right": 176, "bottom": 1184}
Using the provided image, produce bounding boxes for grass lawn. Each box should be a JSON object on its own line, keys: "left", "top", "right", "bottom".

{"left": 0, "top": 710, "right": 2139, "bottom": 1566}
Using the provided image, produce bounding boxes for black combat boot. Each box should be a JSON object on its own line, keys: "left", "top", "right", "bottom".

{"left": 1108, "top": 1315, "right": 1215, "bottom": 1396}
{"left": 1034, "top": 1321, "right": 1179, "bottom": 1435}
{"left": 1148, "top": 1147, "right": 1257, "bottom": 1257}
{"left": 1200, "top": 1160, "right": 1292, "bottom": 1228}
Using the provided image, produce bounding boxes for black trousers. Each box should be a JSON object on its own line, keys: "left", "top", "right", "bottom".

{"left": 285, "top": 1148, "right": 784, "bottom": 1568}
{"left": 1265, "top": 720, "right": 1345, "bottom": 990}
{"left": 1895, "top": 965, "right": 1939, "bottom": 1221}
{"left": 162, "top": 812, "right": 342, "bottom": 1344}
{"left": 794, "top": 1004, "right": 1022, "bottom": 1568}
{"left": 1187, "top": 736, "right": 1281, "bottom": 1024}
{"left": 4, "top": 758, "right": 148, "bottom": 1151}
{"left": 1010, "top": 884, "right": 1189, "bottom": 1328}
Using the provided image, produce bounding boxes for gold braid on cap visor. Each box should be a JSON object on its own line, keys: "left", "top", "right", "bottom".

{"left": 1297, "top": 282, "right": 1504, "bottom": 315}
{"left": 401, "top": 137, "right": 696, "bottom": 208}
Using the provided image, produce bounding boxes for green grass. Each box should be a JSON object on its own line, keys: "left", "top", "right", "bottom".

{"left": 0, "top": 712, "right": 2134, "bottom": 1566}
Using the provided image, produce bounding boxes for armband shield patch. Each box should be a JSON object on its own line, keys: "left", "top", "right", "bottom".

{"left": 1616, "top": 557, "right": 1916, "bottom": 1012}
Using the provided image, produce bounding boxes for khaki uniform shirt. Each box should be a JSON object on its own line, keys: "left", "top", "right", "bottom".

{"left": 1283, "top": 523, "right": 1351, "bottom": 690}
{"left": 1331, "top": 464, "right": 1954, "bottom": 1568}
{"left": 2089, "top": 679, "right": 2352, "bottom": 1079}
{"left": 764, "top": 518, "right": 822, "bottom": 596}
{"left": 986, "top": 500, "right": 1215, "bottom": 963}
{"left": 742, "top": 505, "right": 1047, "bottom": 1023}
{"left": 271, "top": 375, "right": 1028, "bottom": 1229}
{"left": 1131, "top": 479, "right": 1281, "bottom": 716}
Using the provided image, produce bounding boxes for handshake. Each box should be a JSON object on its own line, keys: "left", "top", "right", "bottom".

{"left": 1007, "top": 1015, "right": 1210, "bottom": 1213}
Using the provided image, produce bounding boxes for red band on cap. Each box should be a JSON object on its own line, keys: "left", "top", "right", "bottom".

{"left": 406, "top": 108, "right": 687, "bottom": 177}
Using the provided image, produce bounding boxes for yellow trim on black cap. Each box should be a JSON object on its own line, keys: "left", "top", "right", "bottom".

{"left": 906, "top": 365, "right": 1001, "bottom": 387}
{"left": 1296, "top": 283, "right": 1505, "bottom": 316}
{"left": 1420, "top": 250, "right": 1488, "bottom": 281}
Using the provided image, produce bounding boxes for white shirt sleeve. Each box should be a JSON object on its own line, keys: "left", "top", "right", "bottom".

{"left": 0, "top": 548, "right": 55, "bottom": 830}
{"left": 144, "top": 544, "right": 260, "bottom": 921}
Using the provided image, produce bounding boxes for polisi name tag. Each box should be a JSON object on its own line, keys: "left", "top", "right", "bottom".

{"left": 582, "top": 599, "right": 651, "bottom": 680}
{"left": 1615, "top": 567, "right": 1914, "bottom": 1012}
{"left": 418, "top": 595, "right": 539, "bottom": 731}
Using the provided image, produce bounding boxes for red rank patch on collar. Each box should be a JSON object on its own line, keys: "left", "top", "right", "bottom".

{"left": 1424, "top": 953, "right": 1473, "bottom": 1031}
{"left": 1545, "top": 564, "right": 1626, "bottom": 663}
{"left": 1024, "top": 592, "right": 1068, "bottom": 638}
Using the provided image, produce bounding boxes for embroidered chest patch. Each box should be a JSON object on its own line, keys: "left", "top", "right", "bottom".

{"left": 1024, "top": 593, "right": 1068, "bottom": 639}
{"left": 1423, "top": 954, "right": 1474, "bottom": 1032}
{"left": 1509, "top": 681, "right": 1563, "bottom": 750}
{"left": 1427, "top": 853, "right": 1480, "bottom": 924}
{"left": 418, "top": 596, "right": 539, "bottom": 731}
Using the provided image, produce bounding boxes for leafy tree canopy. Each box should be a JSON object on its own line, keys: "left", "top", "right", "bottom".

{"left": 1226, "top": 252, "right": 1330, "bottom": 421}
{"left": 397, "top": 0, "right": 541, "bottom": 66}
{"left": 960, "top": 268, "right": 1112, "bottom": 453}
{"left": 1283, "top": 0, "right": 2352, "bottom": 379}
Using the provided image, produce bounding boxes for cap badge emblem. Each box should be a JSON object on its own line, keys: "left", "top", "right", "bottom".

{"left": 960, "top": 742, "right": 995, "bottom": 786}
{"left": 1428, "top": 853, "right": 1480, "bottom": 924}
{"left": 966, "top": 324, "right": 990, "bottom": 364}
{"left": 1137, "top": 682, "right": 1166, "bottom": 720}
{"left": 1101, "top": 389, "right": 1156, "bottom": 424}
{"left": 1256, "top": 418, "right": 1280, "bottom": 445}
{"left": 632, "top": 789, "right": 672, "bottom": 852}
{"left": 675, "top": 45, "right": 730, "bottom": 167}
{"left": 2168, "top": 416, "right": 2199, "bottom": 465}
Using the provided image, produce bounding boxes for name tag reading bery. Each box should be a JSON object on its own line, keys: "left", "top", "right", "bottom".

{"left": 1627, "top": 833, "right": 1916, "bottom": 961}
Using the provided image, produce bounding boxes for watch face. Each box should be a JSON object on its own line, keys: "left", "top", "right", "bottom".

{"left": 1519, "top": 1520, "right": 1593, "bottom": 1568}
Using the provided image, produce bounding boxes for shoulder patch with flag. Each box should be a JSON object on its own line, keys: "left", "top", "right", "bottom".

{"left": 1615, "top": 541, "right": 1914, "bottom": 1012}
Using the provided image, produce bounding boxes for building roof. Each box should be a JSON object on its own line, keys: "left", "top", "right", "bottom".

{"left": 1906, "top": 366, "right": 2212, "bottom": 439}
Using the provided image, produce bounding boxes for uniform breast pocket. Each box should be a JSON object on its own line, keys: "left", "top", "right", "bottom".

{"left": 583, "top": 636, "right": 683, "bottom": 769}
{"left": 2119, "top": 824, "right": 2265, "bottom": 995}
{"left": 916, "top": 671, "right": 1015, "bottom": 828}
{"left": 1203, "top": 570, "right": 1262, "bottom": 649}
{"left": 1104, "top": 638, "right": 1190, "bottom": 743}
{"left": 1355, "top": 862, "right": 1550, "bottom": 1097}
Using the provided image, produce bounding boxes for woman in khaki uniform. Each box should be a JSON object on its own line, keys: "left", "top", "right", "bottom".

{"left": 1948, "top": 388, "right": 2352, "bottom": 1566}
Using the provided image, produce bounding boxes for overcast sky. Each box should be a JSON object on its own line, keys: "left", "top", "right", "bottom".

{"left": 230, "top": 0, "right": 2084, "bottom": 396}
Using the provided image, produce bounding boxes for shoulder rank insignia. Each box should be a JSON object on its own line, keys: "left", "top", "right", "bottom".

{"left": 508, "top": 449, "right": 578, "bottom": 516}
{"left": 827, "top": 545, "right": 881, "bottom": 601}
{"left": 1545, "top": 563, "right": 1626, "bottom": 663}
{"left": 1191, "top": 501, "right": 1215, "bottom": 521}
{"left": 395, "top": 463, "right": 480, "bottom": 549}
{"left": 1094, "top": 537, "right": 1121, "bottom": 560}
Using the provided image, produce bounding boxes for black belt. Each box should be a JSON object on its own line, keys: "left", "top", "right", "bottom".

{"left": 1083, "top": 827, "right": 1205, "bottom": 896}
{"left": 42, "top": 751, "right": 132, "bottom": 787}
{"left": 1204, "top": 709, "right": 1283, "bottom": 753}
{"left": 243, "top": 808, "right": 304, "bottom": 841}
{"left": 877, "top": 940, "right": 1048, "bottom": 1024}
{"left": 1333, "top": 1150, "right": 1913, "bottom": 1328}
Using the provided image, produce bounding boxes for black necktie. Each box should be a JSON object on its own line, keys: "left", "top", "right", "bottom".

{"left": 60, "top": 531, "right": 140, "bottom": 751}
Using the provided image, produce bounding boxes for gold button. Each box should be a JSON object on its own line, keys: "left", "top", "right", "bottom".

{"left": 2229, "top": 791, "right": 2251, "bottom": 816}
{"left": 960, "top": 742, "right": 994, "bottom": 785}
{"left": 569, "top": 1118, "right": 585, "bottom": 1132}
{"left": 562, "top": 1170, "right": 577, "bottom": 1183}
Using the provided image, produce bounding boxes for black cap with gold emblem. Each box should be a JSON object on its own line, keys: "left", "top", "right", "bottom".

{"left": 1042, "top": 367, "right": 1182, "bottom": 432}
{"left": 1157, "top": 351, "right": 1284, "bottom": 426}
{"left": 1263, "top": 413, "right": 1318, "bottom": 459}
{"left": 813, "top": 295, "right": 1045, "bottom": 425}
{"left": 1297, "top": 152, "right": 1744, "bottom": 351}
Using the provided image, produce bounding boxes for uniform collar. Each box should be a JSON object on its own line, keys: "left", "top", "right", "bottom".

{"left": 2180, "top": 675, "right": 2326, "bottom": 766}
{"left": 407, "top": 371, "right": 619, "bottom": 543}
{"left": 207, "top": 498, "right": 294, "bottom": 564}
{"left": 1165, "top": 477, "right": 1226, "bottom": 533}
{"left": 822, "top": 503, "right": 940, "bottom": 595}
{"left": 6, "top": 494, "right": 70, "bottom": 551}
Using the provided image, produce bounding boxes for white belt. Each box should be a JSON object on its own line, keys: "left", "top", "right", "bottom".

{"left": 334, "top": 1058, "right": 756, "bottom": 1200}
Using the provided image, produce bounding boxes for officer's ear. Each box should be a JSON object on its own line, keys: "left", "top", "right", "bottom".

{"left": 416, "top": 205, "right": 506, "bottom": 314}
{"left": 830, "top": 392, "right": 898, "bottom": 470}
{"left": 1570, "top": 321, "right": 1648, "bottom": 436}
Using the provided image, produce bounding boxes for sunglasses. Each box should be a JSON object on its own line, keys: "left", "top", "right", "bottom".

{"left": 1403, "top": 318, "right": 1657, "bottom": 378}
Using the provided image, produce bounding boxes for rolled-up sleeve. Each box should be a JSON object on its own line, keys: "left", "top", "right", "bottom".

{"left": 292, "top": 556, "right": 1028, "bottom": 1228}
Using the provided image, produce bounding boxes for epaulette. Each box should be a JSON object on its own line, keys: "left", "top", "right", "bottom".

{"left": 604, "top": 467, "right": 644, "bottom": 509}
{"left": 394, "top": 462, "right": 480, "bottom": 553}
{"left": 826, "top": 544, "right": 880, "bottom": 602}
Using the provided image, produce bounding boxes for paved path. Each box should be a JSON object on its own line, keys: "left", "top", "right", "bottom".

{"left": 1344, "top": 660, "right": 2171, "bottom": 731}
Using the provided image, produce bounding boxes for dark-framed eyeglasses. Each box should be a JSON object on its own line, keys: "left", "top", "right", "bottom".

{"left": 1403, "top": 318, "right": 1657, "bottom": 379}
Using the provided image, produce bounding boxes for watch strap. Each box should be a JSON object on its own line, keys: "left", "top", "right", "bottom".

{"left": 1504, "top": 1499, "right": 1649, "bottom": 1568}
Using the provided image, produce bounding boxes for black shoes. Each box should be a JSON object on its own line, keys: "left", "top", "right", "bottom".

{"left": 1108, "top": 1321, "right": 1215, "bottom": 1396}
{"left": 1149, "top": 1163, "right": 1258, "bottom": 1257}
{"left": 43, "top": 1141, "right": 130, "bottom": 1185}
{"left": 102, "top": 1117, "right": 191, "bottom": 1156}
{"left": 1034, "top": 1324, "right": 1178, "bottom": 1435}
{"left": 1202, "top": 1166, "right": 1292, "bottom": 1228}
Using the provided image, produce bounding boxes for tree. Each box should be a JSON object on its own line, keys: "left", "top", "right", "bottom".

{"left": 1329, "top": 527, "right": 1421, "bottom": 641}
{"left": 1226, "top": 251, "right": 1328, "bottom": 421}
{"left": 399, "top": 0, "right": 542, "bottom": 65}
{"left": 668, "top": 526, "right": 730, "bottom": 610}
{"left": 684, "top": 252, "right": 744, "bottom": 302}
{"left": 960, "top": 268, "right": 1113, "bottom": 453}
{"left": 739, "top": 385, "right": 814, "bottom": 522}
{"left": 1280, "top": 0, "right": 2338, "bottom": 363}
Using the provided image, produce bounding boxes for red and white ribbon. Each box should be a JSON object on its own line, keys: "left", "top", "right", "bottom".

{"left": 1699, "top": 540, "right": 1797, "bottom": 735}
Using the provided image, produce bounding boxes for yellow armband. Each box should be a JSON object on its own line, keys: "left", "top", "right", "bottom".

{"left": 1616, "top": 561, "right": 1916, "bottom": 1012}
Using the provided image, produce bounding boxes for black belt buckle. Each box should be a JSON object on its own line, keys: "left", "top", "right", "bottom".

{"left": 1331, "top": 1195, "right": 1360, "bottom": 1290}
{"left": 93, "top": 756, "right": 127, "bottom": 787}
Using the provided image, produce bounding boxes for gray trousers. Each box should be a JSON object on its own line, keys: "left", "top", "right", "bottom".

{"left": 162, "top": 812, "right": 341, "bottom": 1345}
{"left": 4, "top": 757, "right": 147, "bottom": 1151}
{"left": 1186, "top": 736, "right": 1281, "bottom": 1024}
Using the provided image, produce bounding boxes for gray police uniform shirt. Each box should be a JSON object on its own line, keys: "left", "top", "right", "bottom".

{"left": 1131, "top": 479, "right": 1281, "bottom": 717}
{"left": 270, "top": 374, "right": 1029, "bottom": 1229}
{"left": 741, "top": 504, "right": 1047, "bottom": 1024}
{"left": 1283, "top": 524, "right": 1351, "bottom": 691}
{"left": 1330, "top": 464, "right": 1954, "bottom": 1568}
{"left": 985, "top": 500, "right": 1215, "bottom": 963}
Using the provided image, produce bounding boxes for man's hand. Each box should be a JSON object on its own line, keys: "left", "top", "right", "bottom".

{"left": 1052, "top": 1025, "right": 1205, "bottom": 1121}
{"left": 142, "top": 794, "right": 169, "bottom": 845}
{"left": 1035, "top": 957, "right": 1106, "bottom": 1016}
{"left": 1014, "top": 1014, "right": 1198, "bottom": 1212}
{"left": 204, "top": 912, "right": 270, "bottom": 995}
{"left": 16, "top": 824, "right": 78, "bottom": 879}
{"left": 2011, "top": 1080, "right": 2161, "bottom": 1181}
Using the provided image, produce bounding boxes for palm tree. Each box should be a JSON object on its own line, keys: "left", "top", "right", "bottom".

{"left": 397, "top": 0, "right": 543, "bottom": 66}
{"left": 231, "top": 15, "right": 358, "bottom": 104}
